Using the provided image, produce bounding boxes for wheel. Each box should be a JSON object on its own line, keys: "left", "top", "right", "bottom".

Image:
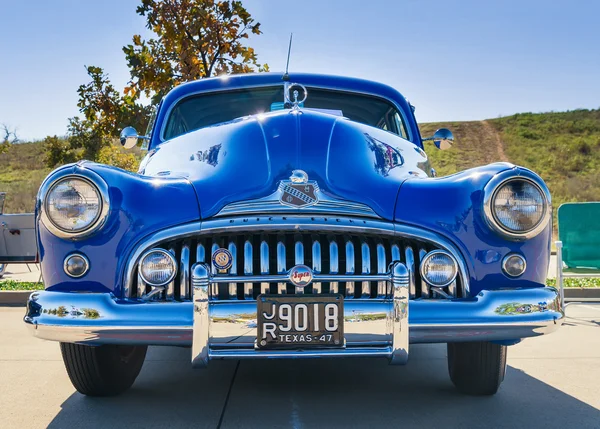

{"left": 447, "top": 341, "right": 507, "bottom": 395}
{"left": 60, "top": 343, "right": 147, "bottom": 396}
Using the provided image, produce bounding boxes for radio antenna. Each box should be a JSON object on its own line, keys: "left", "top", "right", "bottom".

{"left": 282, "top": 33, "right": 293, "bottom": 81}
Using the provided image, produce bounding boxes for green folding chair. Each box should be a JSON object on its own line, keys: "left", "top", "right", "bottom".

{"left": 556, "top": 202, "right": 600, "bottom": 305}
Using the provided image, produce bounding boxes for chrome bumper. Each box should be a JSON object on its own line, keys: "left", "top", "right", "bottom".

{"left": 24, "top": 265, "right": 563, "bottom": 367}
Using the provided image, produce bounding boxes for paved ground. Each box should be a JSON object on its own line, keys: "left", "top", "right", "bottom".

{"left": 0, "top": 304, "right": 599, "bottom": 429}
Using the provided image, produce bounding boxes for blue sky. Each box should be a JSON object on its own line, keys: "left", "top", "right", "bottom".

{"left": 1, "top": 0, "right": 599, "bottom": 141}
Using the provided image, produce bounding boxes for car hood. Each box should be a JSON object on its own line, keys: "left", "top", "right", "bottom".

{"left": 141, "top": 109, "right": 430, "bottom": 220}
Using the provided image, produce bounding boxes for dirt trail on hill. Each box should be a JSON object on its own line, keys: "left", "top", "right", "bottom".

{"left": 480, "top": 120, "right": 509, "bottom": 162}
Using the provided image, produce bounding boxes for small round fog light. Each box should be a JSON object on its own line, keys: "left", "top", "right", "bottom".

{"left": 420, "top": 250, "right": 458, "bottom": 287}
{"left": 139, "top": 249, "right": 177, "bottom": 286}
{"left": 502, "top": 254, "right": 526, "bottom": 277}
{"left": 64, "top": 254, "right": 89, "bottom": 278}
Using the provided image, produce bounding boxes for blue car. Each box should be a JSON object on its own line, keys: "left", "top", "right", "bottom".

{"left": 24, "top": 73, "right": 563, "bottom": 396}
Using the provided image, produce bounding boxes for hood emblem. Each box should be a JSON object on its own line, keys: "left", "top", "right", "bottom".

{"left": 278, "top": 170, "right": 319, "bottom": 208}
{"left": 289, "top": 264, "right": 313, "bottom": 290}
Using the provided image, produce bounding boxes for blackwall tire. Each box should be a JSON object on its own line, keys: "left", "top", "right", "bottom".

{"left": 447, "top": 341, "right": 507, "bottom": 395}
{"left": 60, "top": 343, "right": 147, "bottom": 397}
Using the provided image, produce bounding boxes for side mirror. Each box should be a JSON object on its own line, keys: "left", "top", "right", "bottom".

{"left": 120, "top": 127, "right": 149, "bottom": 149}
{"left": 423, "top": 128, "right": 454, "bottom": 150}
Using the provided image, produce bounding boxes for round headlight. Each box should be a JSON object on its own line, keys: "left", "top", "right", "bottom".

{"left": 492, "top": 179, "right": 546, "bottom": 232}
{"left": 484, "top": 175, "right": 550, "bottom": 239}
{"left": 420, "top": 250, "right": 458, "bottom": 287}
{"left": 502, "top": 254, "right": 526, "bottom": 277}
{"left": 139, "top": 249, "right": 177, "bottom": 287}
{"left": 45, "top": 177, "right": 102, "bottom": 233}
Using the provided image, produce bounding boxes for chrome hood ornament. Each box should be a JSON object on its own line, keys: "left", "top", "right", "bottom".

{"left": 279, "top": 170, "right": 319, "bottom": 208}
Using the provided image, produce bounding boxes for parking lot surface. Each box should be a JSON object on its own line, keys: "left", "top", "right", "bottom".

{"left": 0, "top": 304, "right": 599, "bottom": 429}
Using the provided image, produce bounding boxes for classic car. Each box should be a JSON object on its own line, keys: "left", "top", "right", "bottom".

{"left": 24, "top": 72, "right": 563, "bottom": 397}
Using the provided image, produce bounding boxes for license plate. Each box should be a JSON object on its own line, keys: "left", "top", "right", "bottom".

{"left": 257, "top": 294, "right": 344, "bottom": 349}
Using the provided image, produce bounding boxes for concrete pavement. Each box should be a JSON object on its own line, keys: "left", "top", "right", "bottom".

{"left": 1, "top": 304, "right": 599, "bottom": 428}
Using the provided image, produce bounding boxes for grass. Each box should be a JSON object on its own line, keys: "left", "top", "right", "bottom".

{"left": 546, "top": 277, "right": 600, "bottom": 288}
{"left": 0, "top": 141, "right": 51, "bottom": 213}
{"left": 0, "top": 280, "right": 44, "bottom": 291}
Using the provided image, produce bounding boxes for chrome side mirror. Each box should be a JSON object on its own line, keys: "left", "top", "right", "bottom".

{"left": 120, "top": 127, "right": 149, "bottom": 149}
{"left": 423, "top": 128, "right": 454, "bottom": 150}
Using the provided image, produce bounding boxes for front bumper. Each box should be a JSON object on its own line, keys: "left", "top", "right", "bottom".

{"left": 24, "top": 260, "right": 563, "bottom": 367}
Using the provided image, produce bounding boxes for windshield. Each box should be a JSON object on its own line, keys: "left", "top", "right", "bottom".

{"left": 163, "top": 86, "right": 409, "bottom": 141}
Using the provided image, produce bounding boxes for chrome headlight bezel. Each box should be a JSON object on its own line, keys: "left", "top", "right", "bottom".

{"left": 419, "top": 250, "right": 459, "bottom": 288}
{"left": 40, "top": 171, "right": 110, "bottom": 240}
{"left": 138, "top": 248, "right": 177, "bottom": 287}
{"left": 483, "top": 172, "right": 551, "bottom": 240}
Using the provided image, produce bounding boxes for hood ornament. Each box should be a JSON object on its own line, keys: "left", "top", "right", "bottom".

{"left": 279, "top": 170, "right": 319, "bottom": 208}
{"left": 284, "top": 82, "right": 308, "bottom": 109}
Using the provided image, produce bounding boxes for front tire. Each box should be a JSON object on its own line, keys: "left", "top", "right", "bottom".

{"left": 447, "top": 341, "right": 507, "bottom": 395}
{"left": 60, "top": 343, "right": 147, "bottom": 396}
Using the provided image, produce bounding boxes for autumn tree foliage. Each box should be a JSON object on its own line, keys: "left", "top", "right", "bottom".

{"left": 45, "top": 0, "right": 267, "bottom": 170}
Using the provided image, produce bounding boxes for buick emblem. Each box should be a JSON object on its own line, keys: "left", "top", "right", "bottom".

{"left": 212, "top": 248, "right": 233, "bottom": 273}
{"left": 289, "top": 264, "right": 313, "bottom": 290}
{"left": 279, "top": 170, "right": 319, "bottom": 208}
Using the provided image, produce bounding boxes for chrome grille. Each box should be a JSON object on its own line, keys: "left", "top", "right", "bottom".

{"left": 132, "top": 223, "right": 462, "bottom": 301}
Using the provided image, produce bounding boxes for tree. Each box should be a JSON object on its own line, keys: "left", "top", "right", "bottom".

{"left": 45, "top": 0, "right": 267, "bottom": 170}
{"left": 0, "top": 124, "right": 19, "bottom": 154}
{"left": 123, "top": 0, "right": 268, "bottom": 103}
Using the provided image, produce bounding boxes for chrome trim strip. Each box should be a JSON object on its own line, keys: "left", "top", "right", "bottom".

{"left": 211, "top": 273, "right": 391, "bottom": 284}
{"left": 123, "top": 216, "right": 470, "bottom": 298}
{"left": 390, "top": 262, "right": 409, "bottom": 364}
{"left": 419, "top": 248, "right": 428, "bottom": 298}
{"left": 228, "top": 241, "right": 237, "bottom": 298}
{"left": 345, "top": 238, "right": 355, "bottom": 298}
{"left": 482, "top": 171, "right": 552, "bottom": 240}
{"left": 165, "top": 246, "right": 176, "bottom": 300}
{"left": 376, "top": 243, "right": 386, "bottom": 297}
{"left": 260, "top": 238, "right": 269, "bottom": 295}
{"left": 191, "top": 263, "right": 210, "bottom": 367}
{"left": 405, "top": 246, "right": 416, "bottom": 299}
{"left": 330, "top": 238, "right": 339, "bottom": 294}
{"left": 180, "top": 242, "right": 190, "bottom": 300}
{"left": 243, "top": 239, "right": 253, "bottom": 299}
{"left": 361, "top": 241, "right": 371, "bottom": 298}
{"left": 277, "top": 235, "right": 286, "bottom": 294}
{"left": 216, "top": 190, "right": 380, "bottom": 219}
{"left": 312, "top": 238, "right": 321, "bottom": 294}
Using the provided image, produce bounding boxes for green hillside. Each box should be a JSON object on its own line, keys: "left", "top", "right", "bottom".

{"left": 1, "top": 110, "right": 599, "bottom": 226}
{"left": 421, "top": 109, "right": 600, "bottom": 220}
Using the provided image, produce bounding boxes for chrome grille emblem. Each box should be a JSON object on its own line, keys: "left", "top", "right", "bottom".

{"left": 279, "top": 170, "right": 319, "bottom": 208}
{"left": 289, "top": 264, "right": 313, "bottom": 291}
